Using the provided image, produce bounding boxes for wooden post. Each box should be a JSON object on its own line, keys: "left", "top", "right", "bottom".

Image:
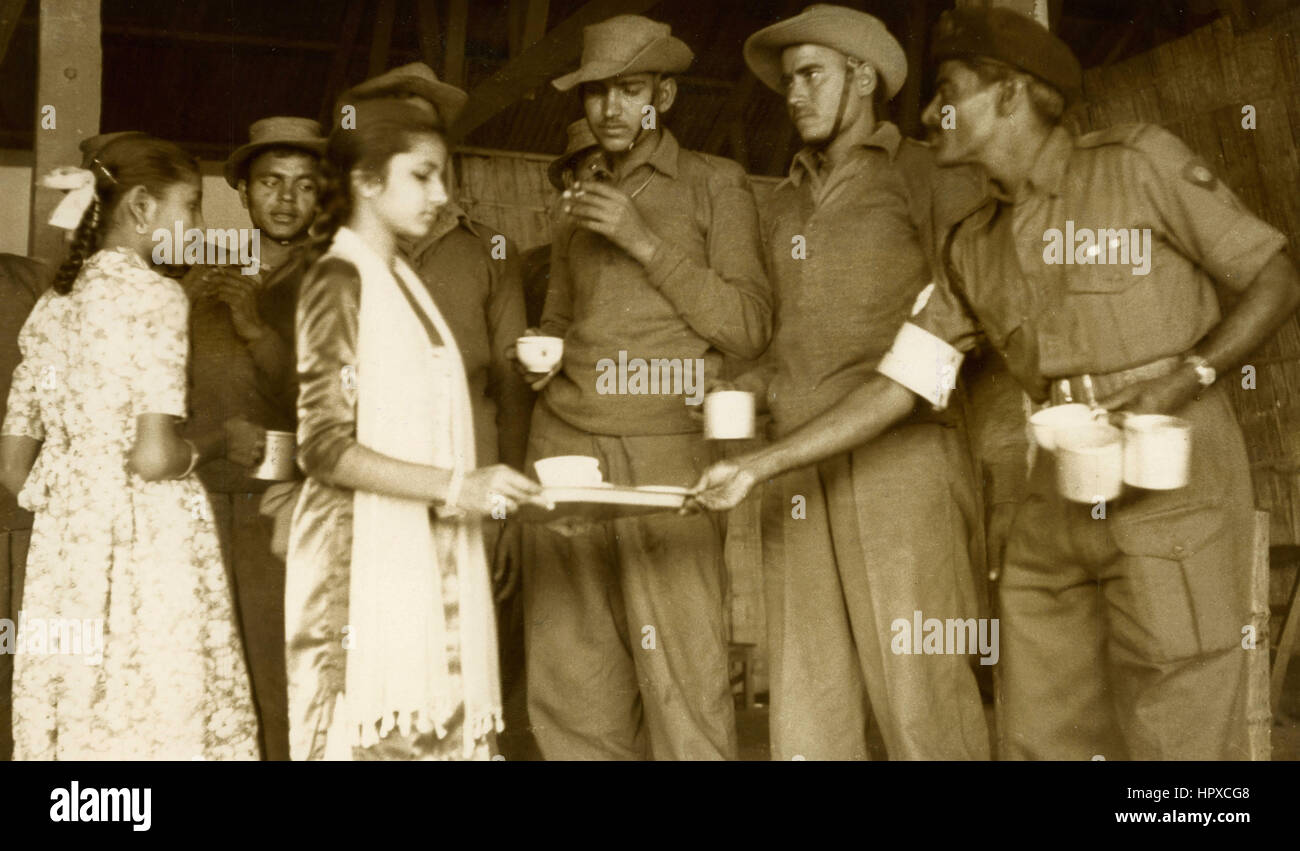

{"left": 1272, "top": 541, "right": 1300, "bottom": 716}
{"left": 367, "top": 0, "right": 395, "bottom": 77}
{"left": 28, "top": 0, "right": 101, "bottom": 266}
{"left": 1249, "top": 510, "right": 1271, "bottom": 760}
{"left": 415, "top": 0, "right": 440, "bottom": 71}
{"left": 443, "top": 0, "right": 468, "bottom": 90}
{"left": 897, "top": 0, "right": 929, "bottom": 138}
{"left": 0, "top": 0, "right": 25, "bottom": 65}
{"left": 317, "top": 0, "right": 365, "bottom": 128}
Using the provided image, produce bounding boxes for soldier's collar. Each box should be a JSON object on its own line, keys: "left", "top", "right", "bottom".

{"left": 784, "top": 121, "right": 903, "bottom": 188}
{"left": 614, "top": 127, "right": 679, "bottom": 181}
{"left": 402, "top": 201, "right": 478, "bottom": 260}
{"left": 1018, "top": 125, "right": 1073, "bottom": 200}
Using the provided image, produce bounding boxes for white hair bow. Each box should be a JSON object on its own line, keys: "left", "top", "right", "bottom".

{"left": 40, "top": 166, "right": 98, "bottom": 230}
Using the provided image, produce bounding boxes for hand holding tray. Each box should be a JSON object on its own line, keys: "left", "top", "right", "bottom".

{"left": 514, "top": 483, "right": 690, "bottom": 524}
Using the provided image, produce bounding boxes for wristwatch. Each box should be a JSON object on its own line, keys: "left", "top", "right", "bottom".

{"left": 1184, "top": 354, "right": 1216, "bottom": 387}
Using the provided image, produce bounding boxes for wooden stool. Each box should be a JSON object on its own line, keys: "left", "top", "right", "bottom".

{"left": 728, "top": 642, "right": 756, "bottom": 710}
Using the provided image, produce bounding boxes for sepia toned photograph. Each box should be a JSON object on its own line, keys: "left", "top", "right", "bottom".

{"left": 0, "top": 0, "right": 1298, "bottom": 829}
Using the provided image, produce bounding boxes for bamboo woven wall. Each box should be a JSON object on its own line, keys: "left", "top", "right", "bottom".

{"left": 1073, "top": 9, "right": 1300, "bottom": 546}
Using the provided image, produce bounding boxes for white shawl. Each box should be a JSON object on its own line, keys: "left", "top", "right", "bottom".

{"left": 325, "top": 226, "right": 502, "bottom": 757}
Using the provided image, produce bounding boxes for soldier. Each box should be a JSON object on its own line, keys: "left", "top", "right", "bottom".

{"left": 521, "top": 14, "right": 771, "bottom": 759}
{"left": 693, "top": 6, "right": 1300, "bottom": 760}
{"left": 180, "top": 117, "right": 327, "bottom": 760}
{"left": 730, "top": 5, "right": 988, "bottom": 759}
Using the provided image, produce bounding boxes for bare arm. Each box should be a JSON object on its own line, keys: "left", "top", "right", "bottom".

{"left": 0, "top": 434, "right": 39, "bottom": 496}
{"left": 693, "top": 373, "right": 918, "bottom": 510}
{"left": 1100, "top": 251, "right": 1300, "bottom": 412}
{"left": 128, "top": 413, "right": 226, "bottom": 482}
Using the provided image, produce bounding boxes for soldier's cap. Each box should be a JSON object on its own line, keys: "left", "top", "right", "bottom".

{"left": 548, "top": 118, "right": 601, "bottom": 190}
{"left": 78, "top": 131, "right": 149, "bottom": 169}
{"left": 329, "top": 96, "right": 441, "bottom": 138}
{"left": 552, "top": 15, "right": 693, "bottom": 92}
{"left": 931, "top": 6, "right": 1082, "bottom": 105}
{"left": 224, "top": 116, "right": 327, "bottom": 189}
{"left": 337, "top": 61, "right": 468, "bottom": 128}
{"left": 743, "top": 5, "right": 907, "bottom": 100}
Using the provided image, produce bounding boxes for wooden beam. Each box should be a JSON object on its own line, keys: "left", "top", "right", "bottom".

{"left": 0, "top": 0, "right": 26, "bottom": 66}
{"left": 29, "top": 0, "right": 100, "bottom": 264}
{"left": 415, "top": 0, "right": 439, "bottom": 70}
{"left": 318, "top": 0, "right": 366, "bottom": 128}
{"left": 368, "top": 0, "right": 396, "bottom": 76}
{"left": 451, "top": 0, "right": 660, "bottom": 139}
{"left": 100, "top": 24, "right": 342, "bottom": 52}
{"left": 444, "top": 0, "right": 469, "bottom": 89}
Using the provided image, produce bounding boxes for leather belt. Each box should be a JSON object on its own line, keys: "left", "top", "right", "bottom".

{"left": 1048, "top": 355, "right": 1183, "bottom": 407}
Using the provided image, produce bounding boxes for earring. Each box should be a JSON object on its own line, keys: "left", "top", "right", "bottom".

{"left": 136, "top": 223, "right": 148, "bottom": 234}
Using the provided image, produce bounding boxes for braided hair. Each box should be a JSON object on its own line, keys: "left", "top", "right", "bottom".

{"left": 51, "top": 135, "right": 199, "bottom": 295}
{"left": 305, "top": 98, "right": 444, "bottom": 266}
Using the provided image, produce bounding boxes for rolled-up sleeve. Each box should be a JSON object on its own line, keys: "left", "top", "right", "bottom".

{"left": 642, "top": 162, "right": 772, "bottom": 360}
{"left": 295, "top": 258, "right": 362, "bottom": 480}
{"left": 1126, "top": 126, "right": 1287, "bottom": 293}
{"left": 877, "top": 271, "right": 981, "bottom": 410}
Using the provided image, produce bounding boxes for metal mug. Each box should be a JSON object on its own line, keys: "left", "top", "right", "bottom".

{"left": 1055, "top": 423, "right": 1124, "bottom": 503}
{"left": 1122, "top": 414, "right": 1192, "bottom": 490}
{"left": 252, "top": 430, "right": 297, "bottom": 481}
{"left": 704, "top": 390, "right": 756, "bottom": 440}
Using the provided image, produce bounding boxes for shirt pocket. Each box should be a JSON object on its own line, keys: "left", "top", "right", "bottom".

{"left": 1063, "top": 261, "right": 1145, "bottom": 294}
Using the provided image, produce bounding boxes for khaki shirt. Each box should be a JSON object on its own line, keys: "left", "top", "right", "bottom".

{"left": 403, "top": 204, "right": 531, "bottom": 467}
{"left": 539, "top": 128, "right": 771, "bottom": 436}
{"left": 881, "top": 123, "right": 1287, "bottom": 406}
{"left": 762, "top": 122, "right": 983, "bottom": 433}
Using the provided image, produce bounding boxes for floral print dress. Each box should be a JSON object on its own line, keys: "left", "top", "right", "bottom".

{"left": 2, "top": 247, "right": 259, "bottom": 760}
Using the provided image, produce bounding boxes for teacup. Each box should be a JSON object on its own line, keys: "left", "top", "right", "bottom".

{"left": 516, "top": 335, "right": 564, "bottom": 373}
{"left": 534, "top": 455, "right": 602, "bottom": 488}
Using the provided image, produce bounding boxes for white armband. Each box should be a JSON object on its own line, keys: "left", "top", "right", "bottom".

{"left": 877, "top": 321, "right": 965, "bottom": 410}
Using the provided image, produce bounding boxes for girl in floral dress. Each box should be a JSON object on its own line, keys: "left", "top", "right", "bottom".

{"left": 0, "top": 135, "right": 260, "bottom": 759}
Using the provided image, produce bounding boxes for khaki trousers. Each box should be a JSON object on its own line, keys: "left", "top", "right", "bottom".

{"left": 522, "top": 404, "right": 736, "bottom": 760}
{"left": 999, "top": 385, "right": 1254, "bottom": 760}
{"left": 209, "top": 492, "right": 289, "bottom": 761}
{"left": 762, "top": 422, "right": 990, "bottom": 760}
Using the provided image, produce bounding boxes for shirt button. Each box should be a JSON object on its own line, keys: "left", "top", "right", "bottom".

{"left": 1171, "top": 544, "right": 1186, "bottom": 558}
